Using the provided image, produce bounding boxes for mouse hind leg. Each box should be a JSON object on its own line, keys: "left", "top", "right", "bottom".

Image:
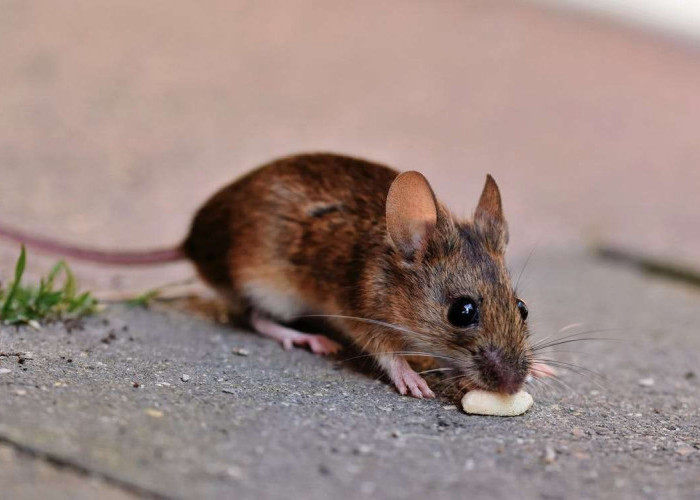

{"left": 249, "top": 310, "right": 341, "bottom": 355}
{"left": 241, "top": 279, "right": 342, "bottom": 355}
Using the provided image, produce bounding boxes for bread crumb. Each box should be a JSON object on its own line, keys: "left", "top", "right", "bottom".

{"left": 461, "top": 390, "right": 533, "bottom": 416}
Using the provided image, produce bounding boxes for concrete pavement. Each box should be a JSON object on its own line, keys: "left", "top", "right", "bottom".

{"left": 1, "top": 251, "right": 698, "bottom": 499}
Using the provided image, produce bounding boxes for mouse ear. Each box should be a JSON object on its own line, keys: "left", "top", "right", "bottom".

{"left": 386, "top": 171, "right": 438, "bottom": 260}
{"left": 474, "top": 174, "right": 508, "bottom": 253}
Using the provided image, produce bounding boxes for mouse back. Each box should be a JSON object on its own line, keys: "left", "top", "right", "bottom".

{"left": 182, "top": 153, "right": 400, "bottom": 318}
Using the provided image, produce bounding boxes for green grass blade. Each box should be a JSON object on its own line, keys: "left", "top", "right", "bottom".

{"left": 61, "top": 262, "right": 77, "bottom": 300}
{"left": 126, "top": 288, "right": 161, "bottom": 308}
{"left": 1, "top": 245, "right": 27, "bottom": 319}
{"left": 45, "top": 261, "right": 64, "bottom": 290}
{"left": 1, "top": 246, "right": 99, "bottom": 325}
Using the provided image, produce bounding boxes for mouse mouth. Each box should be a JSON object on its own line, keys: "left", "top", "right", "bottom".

{"left": 443, "top": 369, "right": 509, "bottom": 396}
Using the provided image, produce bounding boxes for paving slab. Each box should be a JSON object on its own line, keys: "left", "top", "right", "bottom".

{"left": 1, "top": 250, "right": 698, "bottom": 499}
{"left": 0, "top": 443, "right": 136, "bottom": 500}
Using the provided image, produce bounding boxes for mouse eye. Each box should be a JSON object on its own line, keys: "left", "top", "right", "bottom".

{"left": 447, "top": 297, "right": 479, "bottom": 328}
{"left": 516, "top": 299, "right": 528, "bottom": 321}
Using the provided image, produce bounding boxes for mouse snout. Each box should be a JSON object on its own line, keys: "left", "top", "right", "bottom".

{"left": 476, "top": 345, "right": 527, "bottom": 394}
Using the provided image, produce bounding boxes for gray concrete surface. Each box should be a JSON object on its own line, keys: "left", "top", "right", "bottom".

{"left": 0, "top": 443, "right": 136, "bottom": 500}
{"left": 1, "top": 252, "right": 698, "bottom": 499}
{"left": 1, "top": 1, "right": 700, "bottom": 499}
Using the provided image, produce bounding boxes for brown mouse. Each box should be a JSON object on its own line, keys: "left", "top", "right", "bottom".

{"left": 0, "top": 153, "right": 552, "bottom": 398}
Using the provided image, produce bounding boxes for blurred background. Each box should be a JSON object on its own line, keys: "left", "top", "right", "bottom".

{"left": 1, "top": 0, "right": 699, "bottom": 290}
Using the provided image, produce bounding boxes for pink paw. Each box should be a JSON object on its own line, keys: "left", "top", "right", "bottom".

{"left": 283, "top": 333, "right": 342, "bottom": 355}
{"left": 249, "top": 312, "right": 342, "bottom": 356}
{"left": 530, "top": 362, "right": 556, "bottom": 378}
{"left": 385, "top": 357, "right": 435, "bottom": 399}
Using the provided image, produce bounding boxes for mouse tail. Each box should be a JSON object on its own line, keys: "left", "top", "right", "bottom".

{"left": 0, "top": 223, "right": 185, "bottom": 265}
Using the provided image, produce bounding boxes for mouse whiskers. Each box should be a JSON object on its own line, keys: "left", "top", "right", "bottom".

{"left": 438, "top": 373, "right": 468, "bottom": 397}
{"left": 525, "top": 323, "right": 625, "bottom": 396}
{"left": 418, "top": 367, "right": 454, "bottom": 375}
{"left": 294, "top": 313, "right": 467, "bottom": 364}
{"left": 295, "top": 313, "right": 421, "bottom": 337}
{"left": 530, "top": 328, "right": 621, "bottom": 352}
{"left": 337, "top": 350, "right": 464, "bottom": 365}
{"left": 526, "top": 322, "right": 586, "bottom": 350}
{"left": 513, "top": 240, "right": 540, "bottom": 294}
{"left": 525, "top": 374, "right": 557, "bottom": 397}
{"left": 530, "top": 357, "right": 609, "bottom": 393}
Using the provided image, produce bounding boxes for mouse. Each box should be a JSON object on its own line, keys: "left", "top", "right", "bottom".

{"left": 0, "top": 152, "right": 553, "bottom": 398}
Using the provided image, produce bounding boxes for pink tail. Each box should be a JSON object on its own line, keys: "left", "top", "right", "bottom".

{"left": 0, "top": 223, "right": 184, "bottom": 265}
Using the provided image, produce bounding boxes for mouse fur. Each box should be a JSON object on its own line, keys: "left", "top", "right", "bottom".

{"left": 183, "top": 153, "right": 535, "bottom": 398}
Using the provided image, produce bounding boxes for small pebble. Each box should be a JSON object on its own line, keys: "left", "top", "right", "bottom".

{"left": 354, "top": 444, "right": 372, "bottom": 455}
{"left": 14, "top": 389, "right": 27, "bottom": 396}
{"left": 181, "top": 374, "right": 191, "bottom": 382}
{"left": 0, "top": 368, "right": 11, "bottom": 375}
{"left": 222, "top": 388, "right": 235, "bottom": 394}
{"left": 676, "top": 446, "right": 694, "bottom": 457}
{"left": 133, "top": 382, "right": 141, "bottom": 388}
{"left": 232, "top": 348, "right": 250, "bottom": 357}
{"left": 101, "top": 331, "right": 117, "bottom": 344}
{"left": 145, "top": 409, "right": 164, "bottom": 418}
{"left": 226, "top": 465, "right": 245, "bottom": 480}
{"left": 572, "top": 428, "right": 585, "bottom": 438}
{"left": 543, "top": 446, "right": 557, "bottom": 464}
{"left": 638, "top": 378, "right": 655, "bottom": 387}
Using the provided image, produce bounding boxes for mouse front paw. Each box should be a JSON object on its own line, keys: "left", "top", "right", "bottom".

{"left": 381, "top": 354, "right": 435, "bottom": 399}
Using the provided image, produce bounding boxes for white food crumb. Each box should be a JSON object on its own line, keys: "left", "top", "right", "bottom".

{"left": 461, "top": 390, "right": 534, "bottom": 416}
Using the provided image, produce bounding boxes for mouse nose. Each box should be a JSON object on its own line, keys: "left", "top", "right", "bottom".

{"left": 476, "top": 345, "right": 526, "bottom": 394}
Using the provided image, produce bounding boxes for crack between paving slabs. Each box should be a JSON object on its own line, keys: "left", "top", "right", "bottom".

{"left": 0, "top": 433, "right": 172, "bottom": 500}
